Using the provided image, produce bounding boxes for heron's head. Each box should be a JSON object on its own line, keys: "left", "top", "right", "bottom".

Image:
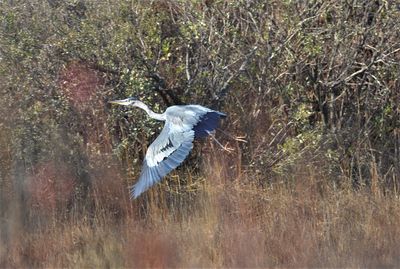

{"left": 108, "top": 97, "right": 140, "bottom": 106}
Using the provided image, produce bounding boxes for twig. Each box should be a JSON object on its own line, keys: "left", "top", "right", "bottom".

{"left": 212, "top": 46, "right": 258, "bottom": 107}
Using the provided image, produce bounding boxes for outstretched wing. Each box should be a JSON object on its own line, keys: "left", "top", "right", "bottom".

{"left": 166, "top": 105, "right": 226, "bottom": 138}
{"left": 130, "top": 122, "right": 195, "bottom": 199}
{"left": 193, "top": 111, "right": 226, "bottom": 138}
{"left": 130, "top": 105, "right": 226, "bottom": 199}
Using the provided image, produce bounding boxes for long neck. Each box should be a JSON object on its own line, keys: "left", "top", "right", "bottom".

{"left": 134, "top": 101, "right": 166, "bottom": 121}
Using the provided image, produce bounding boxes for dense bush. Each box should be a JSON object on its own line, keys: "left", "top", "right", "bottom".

{"left": 0, "top": 0, "right": 399, "bottom": 267}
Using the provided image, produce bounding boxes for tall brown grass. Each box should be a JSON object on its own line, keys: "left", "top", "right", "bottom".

{"left": 2, "top": 148, "right": 400, "bottom": 268}
{"left": 1, "top": 1, "right": 399, "bottom": 268}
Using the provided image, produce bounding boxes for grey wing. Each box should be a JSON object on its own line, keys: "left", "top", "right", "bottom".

{"left": 165, "top": 105, "right": 226, "bottom": 138}
{"left": 130, "top": 122, "right": 195, "bottom": 199}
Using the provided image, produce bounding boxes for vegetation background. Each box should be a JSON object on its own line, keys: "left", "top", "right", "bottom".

{"left": 0, "top": 0, "right": 399, "bottom": 267}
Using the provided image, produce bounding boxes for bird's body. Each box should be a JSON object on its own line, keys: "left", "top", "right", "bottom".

{"left": 109, "top": 98, "right": 226, "bottom": 198}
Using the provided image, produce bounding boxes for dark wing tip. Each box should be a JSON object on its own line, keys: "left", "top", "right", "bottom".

{"left": 193, "top": 111, "right": 226, "bottom": 138}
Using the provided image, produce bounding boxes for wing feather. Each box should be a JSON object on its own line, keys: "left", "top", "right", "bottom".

{"left": 130, "top": 122, "right": 194, "bottom": 198}
{"left": 130, "top": 105, "right": 226, "bottom": 198}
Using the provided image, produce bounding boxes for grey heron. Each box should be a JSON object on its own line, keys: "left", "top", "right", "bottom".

{"left": 109, "top": 97, "right": 226, "bottom": 198}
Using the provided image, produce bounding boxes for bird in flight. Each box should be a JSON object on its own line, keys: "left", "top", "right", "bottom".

{"left": 109, "top": 97, "right": 226, "bottom": 198}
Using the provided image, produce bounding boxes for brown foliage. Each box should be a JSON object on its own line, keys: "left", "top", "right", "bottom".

{"left": 59, "top": 61, "right": 105, "bottom": 109}
{"left": 3, "top": 158, "right": 400, "bottom": 267}
{"left": 26, "top": 162, "right": 76, "bottom": 214}
{"left": 0, "top": 0, "right": 399, "bottom": 268}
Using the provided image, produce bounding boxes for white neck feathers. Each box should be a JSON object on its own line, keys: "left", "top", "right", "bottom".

{"left": 134, "top": 101, "right": 166, "bottom": 121}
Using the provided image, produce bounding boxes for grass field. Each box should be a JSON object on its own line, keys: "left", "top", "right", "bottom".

{"left": 2, "top": 150, "right": 400, "bottom": 268}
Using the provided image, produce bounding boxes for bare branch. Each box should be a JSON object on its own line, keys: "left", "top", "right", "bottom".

{"left": 212, "top": 46, "right": 258, "bottom": 108}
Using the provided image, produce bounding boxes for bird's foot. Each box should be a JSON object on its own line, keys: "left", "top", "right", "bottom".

{"left": 216, "top": 128, "right": 247, "bottom": 143}
{"left": 207, "top": 131, "right": 234, "bottom": 153}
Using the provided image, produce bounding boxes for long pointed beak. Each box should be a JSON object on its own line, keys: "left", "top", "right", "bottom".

{"left": 108, "top": 99, "right": 132, "bottom": 106}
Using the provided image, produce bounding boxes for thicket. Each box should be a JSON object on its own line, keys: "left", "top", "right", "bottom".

{"left": 0, "top": 0, "right": 399, "bottom": 267}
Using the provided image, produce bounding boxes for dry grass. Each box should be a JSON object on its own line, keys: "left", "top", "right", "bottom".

{"left": 1, "top": 1, "right": 399, "bottom": 268}
{"left": 2, "top": 152, "right": 400, "bottom": 268}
